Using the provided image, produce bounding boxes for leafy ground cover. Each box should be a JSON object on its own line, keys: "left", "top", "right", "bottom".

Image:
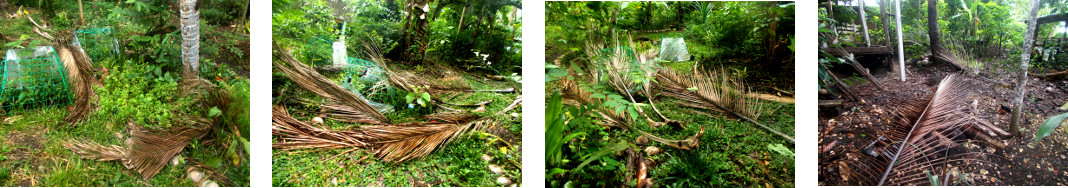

{"left": 545, "top": 1, "right": 795, "bottom": 187}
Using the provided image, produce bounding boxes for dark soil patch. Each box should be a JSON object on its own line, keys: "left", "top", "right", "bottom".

{"left": 819, "top": 60, "right": 1068, "bottom": 186}
{"left": 2, "top": 127, "right": 49, "bottom": 186}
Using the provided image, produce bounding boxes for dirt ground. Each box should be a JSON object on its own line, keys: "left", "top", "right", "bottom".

{"left": 818, "top": 59, "right": 1068, "bottom": 185}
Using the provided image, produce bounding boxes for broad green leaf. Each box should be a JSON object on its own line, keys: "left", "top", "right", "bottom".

{"left": 208, "top": 107, "right": 222, "bottom": 117}
{"left": 574, "top": 141, "right": 630, "bottom": 171}
{"left": 1035, "top": 112, "right": 1068, "bottom": 143}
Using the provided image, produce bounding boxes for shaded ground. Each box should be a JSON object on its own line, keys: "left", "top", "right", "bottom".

{"left": 818, "top": 59, "right": 1068, "bottom": 186}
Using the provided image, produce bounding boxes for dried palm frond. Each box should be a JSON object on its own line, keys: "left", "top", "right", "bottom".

{"left": 836, "top": 74, "right": 1005, "bottom": 185}
{"left": 583, "top": 34, "right": 665, "bottom": 126}
{"left": 273, "top": 96, "right": 522, "bottom": 163}
{"left": 123, "top": 121, "right": 210, "bottom": 180}
{"left": 936, "top": 37, "right": 982, "bottom": 75}
{"left": 52, "top": 34, "right": 98, "bottom": 124}
{"left": 274, "top": 42, "right": 390, "bottom": 125}
{"left": 656, "top": 67, "right": 794, "bottom": 142}
{"left": 636, "top": 126, "right": 705, "bottom": 150}
{"left": 63, "top": 121, "right": 211, "bottom": 180}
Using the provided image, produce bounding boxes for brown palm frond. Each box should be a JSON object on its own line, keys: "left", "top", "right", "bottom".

{"left": 636, "top": 126, "right": 705, "bottom": 150}
{"left": 123, "top": 120, "right": 211, "bottom": 180}
{"left": 937, "top": 37, "right": 982, "bottom": 75}
{"left": 656, "top": 67, "right": 794, "bottom": 142}
{"left": 837, "top": 74, "right": 1003, "bottom": 185}
{"left": 274, "top": 42, "right": 390, "bottom": 125}
{"left": 62, "top": 140, "right": 126, "bottom": 161}
{"left": 273, "top": 96, "right": 522, "bottom": 163}
{"left": 63, "top": 121, "right": 211, "bottom": 180}
{"left": 52, "top": 35, "right": 98, "bottom": 124}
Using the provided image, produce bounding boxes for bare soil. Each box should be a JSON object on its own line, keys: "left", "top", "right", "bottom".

{"left": 818, "top": 60, "right": 1068, "bottom": 186}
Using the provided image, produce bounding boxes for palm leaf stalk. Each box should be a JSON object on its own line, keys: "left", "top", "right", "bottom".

{"left": 656, "top": 67, "right": 794, "bottom": 142}
{"left": 872, "top": 74, "right": 1006, "bottom": 185}
{"left": 830, "top": 74, "right": 1007, "bottom": 185}
{"left": 274, "top": 42, "right": 391, "bottom": 125}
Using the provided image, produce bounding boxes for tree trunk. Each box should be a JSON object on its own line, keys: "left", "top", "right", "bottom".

{"left": 180, "top": 0, "right": 200, "bottom": 79}
{"left": 385, "top": 0, "right": 430, "bottom": 64}
{"left": 927, "top": 0, "right": 943, "bottom": 62}
{"left": 1010, "top": 0, "right": 1042, "bottom": 135}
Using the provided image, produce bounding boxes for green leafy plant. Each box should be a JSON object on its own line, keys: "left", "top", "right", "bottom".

{"left": 403, "top": 87, "right": 432, "bottom": 108}
{"left": 1035, "top": 112, "right": 1068, "bottom": 143}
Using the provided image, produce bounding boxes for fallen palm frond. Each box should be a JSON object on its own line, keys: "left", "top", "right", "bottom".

{"left": 637, "top": 126, "right": 705, "bottom": 150}
{"left": 656, "top": 67, "right": 794, "bottom": 142}
{"left": 273, "top": 96, "right": 522, "bottom": 163}
{"left": 274, "top": 42, "right": 390, "bottom": 125}
{"left": 937, "top": 37, "right": 982, "bottom": 75}
{"left": 836, "top": 74, "right": 1005, "bottom": 185}
{"left": 63, "top": 120, "right": 211, "bottom": 180}
{"left": 583, "top": 34, "right": 669, "bottom": 127}
{"left": 30, "top": 28, "right": 99, "bottom": 124}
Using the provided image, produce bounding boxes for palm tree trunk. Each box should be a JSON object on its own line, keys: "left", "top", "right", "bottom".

{"left": 180, "top": 0, "right": 200, "bottom": 79}
{"left": 1010, "top": 0, "right": 1042, "bottom": 135}
{"left": 927, "top": 0, "right": 943, "bottom": 63}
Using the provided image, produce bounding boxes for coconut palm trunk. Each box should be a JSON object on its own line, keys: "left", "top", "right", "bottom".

{"left": 180, "top": 0, "right": 200, "bottom": 79}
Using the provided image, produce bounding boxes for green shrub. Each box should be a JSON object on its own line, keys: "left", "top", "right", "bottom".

{"left": 94, "top": 61, "right": 193, "bottom": 129}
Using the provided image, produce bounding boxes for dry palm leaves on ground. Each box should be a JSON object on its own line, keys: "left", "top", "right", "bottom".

{"left": 30, "top": 25, "right": 100, "bottom": 124}
{"left": 655, "top": 67, "right": 794, "bottom": 142}
{"left": 273, "top": 42, "right": 521, "bottom": 163}
{"left": 829, "top": 74, "right": 1007, "bottom": 185}
{"left": 63, "top": 119, "right": 212, "bottom": 180}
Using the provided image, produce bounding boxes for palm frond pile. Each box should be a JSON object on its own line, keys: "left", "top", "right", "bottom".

{"left": 272, "top": 42, "right": 521, "bottom": 163}
{"left": 830, "top": 74, "right": 1007, "bottom": 185}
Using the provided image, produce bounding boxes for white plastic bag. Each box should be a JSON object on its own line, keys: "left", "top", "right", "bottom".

{"left": 332, "top": 40, "right": 347, "bottom": 66}
{"left": 659, "top": 37, "right": 690, "bottom": 62}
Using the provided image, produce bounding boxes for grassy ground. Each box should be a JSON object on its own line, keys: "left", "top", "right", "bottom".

{"left": 0, "top": 106, "right": 249, "bottom": 186}
{"left": 272, "top": 72, "right": 522, "bottom": 187}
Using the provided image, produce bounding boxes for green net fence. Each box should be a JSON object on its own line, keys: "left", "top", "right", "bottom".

{"left": 0, "top": 47, "right": 73, "bottom": 114}
{"left": 74, "top": 27, "right": 120, "bottom": 59}
{"left": 343, "top": 57, "right": 393, "bottom": 102}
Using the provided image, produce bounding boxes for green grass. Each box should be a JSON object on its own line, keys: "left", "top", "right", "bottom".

{"left": 0, "top": 98, "right": 250, "bottom": 186}
{"left": 272, "top": 73, "right": 522, "bottom": 187}
{"left": 544, "top": 68, "right": 794, "bottom": 187}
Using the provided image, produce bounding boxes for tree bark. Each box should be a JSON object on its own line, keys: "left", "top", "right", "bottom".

{"left": 927, "top": 0, "right": 943, "bottom": 63}
{"left": 180, "top": 0, "right": 200, "bottom": 79}
{"left": 1010, "top": 0, "right": 1042, "bottom": 135}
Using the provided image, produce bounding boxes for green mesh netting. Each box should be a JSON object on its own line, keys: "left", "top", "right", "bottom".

{"left": 74, "top": 27, "right": 120, "bottom": 59}
{"left": 343, "top": 57, "right": 393, "bottom": 102}
{"left": 0, "top": 47, "right": 73, "bottom": 114}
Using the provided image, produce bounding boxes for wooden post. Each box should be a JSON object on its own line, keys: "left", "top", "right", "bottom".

{"left": 880, "top": 0, "right": 891, "bottom": 47}
{"left": 78, "top": 0, "right": 84, "bottom": 26}
{"left": 859, "top": 0, "right": 870, "bottom": 47}
{"left": 1011, "top": 0, "right": 1042, "bottom": 135}
{"left": 895, "top": 0, "right": 905, "bottom": 81}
